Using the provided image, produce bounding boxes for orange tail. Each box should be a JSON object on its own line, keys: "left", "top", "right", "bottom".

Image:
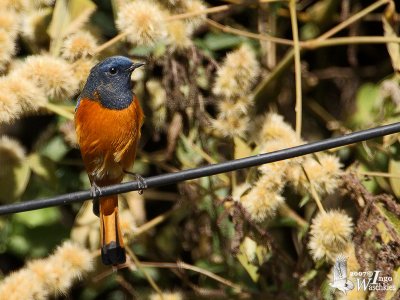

{"left": 99, "top": 195, "right": 126, "bottom": 265}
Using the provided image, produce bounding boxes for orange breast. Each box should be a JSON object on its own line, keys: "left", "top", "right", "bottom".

{"left": 75, "top": 97, "right": 144, "bottom": 186}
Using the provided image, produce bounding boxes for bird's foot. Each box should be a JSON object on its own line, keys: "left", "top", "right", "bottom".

{"left": 123, "top": 170, "right": 148, "bottom": 194}
{"left": 90, "top": 182, "right": 103, "bottom": 199}
{"left": 90, "top": 182, "right": 102, "bottom": 217}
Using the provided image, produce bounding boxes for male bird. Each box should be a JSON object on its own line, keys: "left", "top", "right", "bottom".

{"left": 75, "top": 56, "right": 144, "bottom": 265}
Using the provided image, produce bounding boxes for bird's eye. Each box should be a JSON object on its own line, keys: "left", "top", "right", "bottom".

{"left": 109, "top": 67, "right": 117, "bottom": 75}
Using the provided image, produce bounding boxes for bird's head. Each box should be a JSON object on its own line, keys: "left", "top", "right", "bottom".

{"left": 79, "top": 56, "right": 145, "bottom": 110}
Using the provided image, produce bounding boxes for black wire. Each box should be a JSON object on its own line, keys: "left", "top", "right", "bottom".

{"left": 1, "top": 122, "right": 399, "bottom": 215}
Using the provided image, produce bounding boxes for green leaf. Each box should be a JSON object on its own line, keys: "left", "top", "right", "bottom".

{"left": 375, "top": 203, "right": 400, "bottom": 239}
{"left": 299, "top": 194, "right": 310, "bottom": 208}
{"left": 236, "top": 236, "right": 270, "bottom": 282}
{"left": 40, "top": 135, "right": 69, "bottom": 162}
{"left": 203, "top": 32, "right": 245, "bottom": 51}
{"left": 13, "top": 207, "right": 61, "bottom": 227}
{"left": 350, "top": 83, "right": 381, "bottom": 128}
{"left": 376, "top": 221, "right": 392, "bottom": 244}
{"left": 389, "top": 158, "right": 400, "bottom": 197}
{"left": 0, "top": 162, "right": 31, "bottom": 202}
{"left": 237, "top": 250, "right": 260, "bottom": 282}
{"left": 300, "top": 269, "right": 318, "bottom": 287}
{"left": 27, "top": 153, "right": 57, "bottom": 182}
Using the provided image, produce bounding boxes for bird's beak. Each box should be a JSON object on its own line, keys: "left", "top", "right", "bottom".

{"left": 128, "top": 62, "right": 146, "bottom": 72}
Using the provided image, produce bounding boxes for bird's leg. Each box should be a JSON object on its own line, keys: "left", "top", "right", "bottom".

{"left": 90, "top": 182, "right": 102, "bottom": 216}
{"left": 123, "top": 170, "right": 148, "bottom": 194}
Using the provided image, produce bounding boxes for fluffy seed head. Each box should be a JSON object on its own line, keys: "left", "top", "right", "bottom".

{"left": 2, "top": 0, "right": 30, "bottom": 11}
{"left": 0, "top": 78, "right": 22, "bottom": 123}
{"left": 240, "top": 175, "right": 285, "bottom": 222}
{"left": 43, "top": 258, "right": 75, "bottom": 294}
{"left": 0, "top": 10, "right": 19, "bottom": 37}
{"left": 213, "top": 113, "right": 249, "bottom": 138}
{"left": 116, "top": 1, "right": 167, "bottom": 46}
{"left": 292, "top": 154, "right": 342, "bottom": 195}
{"left": 52, "top": 241, "right": 93, "bottom": 278}
{"left": 72, "top": 58, "right": 97, "bottom": 88}
{"left": 213, "top": 44, "right": 260, "bottom": 99}
{"left": 27, "top": 259, "right": 52, "bottom": 287}
{"left": 149, "top": 291, "right": 183, "bottom": 300}
{"left": 0, "top": 269, "right": 48, "bottom": 300}
{"left": 258, "top": 161, "right": 288, "bottom": 186}
{"left": 18, "top": 55, "right": 79, "bottom": 100}
{"left": 7, "top": 73, "right": 48, "bottom": 110}
{"left": 217, "top": 97, "right": 252, "bottom": 118}
{"left": 30, "top": 241, "right": 93, "bottom": 294}
{"left": 166, "top": 20, "right": 192, "bottom": 50}
{"left": 62, "top": 31, "right": 98, "bottom": 61}
{"left": 0, "top": 241, "right": 92, "bottom": 299}
{"left": 0, "top": 30, "right": 17, "bottom": 70}
{"left": 259, "top": 113, "right": 299, "bottom": 143}
{"left": 308, "top": 210, "right": 353, "bottom": 261}
{"left": 182, "top": 0, "right": 207, "bottom": 31}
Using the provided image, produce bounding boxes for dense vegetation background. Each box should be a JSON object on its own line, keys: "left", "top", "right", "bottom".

{"left": 0, "top": 0, "right": 399, "bottom": 299}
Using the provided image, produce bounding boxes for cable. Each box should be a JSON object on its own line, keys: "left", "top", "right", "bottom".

{"left": 1, "top": 122, "right": 399, "bottom": 215}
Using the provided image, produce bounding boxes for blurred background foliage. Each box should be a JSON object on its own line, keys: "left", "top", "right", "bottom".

{"left": 0, "top": 0, "right": 400, "bottom": 299}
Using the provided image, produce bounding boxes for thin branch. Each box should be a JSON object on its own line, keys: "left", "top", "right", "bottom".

{"left": 357, "top": 170, "right": 400, "bottom": 179}
{"left": 132, "top": 208, "right": 176, "bottom": 238}
{"left": 289, "top": 0, "right": 302, "bottom": 138}
{"left": 125, "top": 247, "right": 164, "bottom": 297}
{"left": 206, "top": 18, "right": 294, "bottom": 46}
{"left": 316, "top": 0, "right": 390, "bottom": 41}
{"left": 1, "top": 122, "right": 400, "bottom": 215}
{"left": 139, "top": 261, "right": 243, "bottom": 292}
{"left": 303, "top": 36, "right": 400, "bottom": 49}
{"left": 44, "top": 103, "right": 74, "bottom": 120}
{"left": 253, "top": 48, "right": 295, "bottom": 101}
{"left": 278, "top": 203, "right": 308, "bottom": 228}
{"left": 309, "top": 183, "right": 326, "bottom": 214}
{"left": 94, "top": 32, "right": 128, "bottom": 54}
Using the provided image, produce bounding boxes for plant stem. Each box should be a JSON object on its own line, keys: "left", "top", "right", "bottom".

{"left": 253, "top": 48, "right": 295, "bottom": 102}
{"left": 44, "top": 102, "right": 74, "bottom": 120}
{"left": 126, "top": 247, "right": 164, "bottom": 298}
{"left": 94, "top": 32, "right": 127, "bottom": 54}
{"left": 279, "top": 203, "right": 308, "bottom": 228}
{"left": 140, "top": 260, "right": 243, "bottom": 293}
{"left": 316, "top": 0, "right": 390, "bottom": 41}
{"left": 289, "top": 0, "right": 302, "bottom": 138}
{"left": 206, "top": 18, "right": 293, "bottom": 46}
{"left": 304, "top": 36, "right": 400, "bottom": 49}
{"left": 357, "top": 170, "right": 400, "bottom": 179}
{"left": 132, "top": 208, "right": 176, "bottom": 238}
{"left": 309, "top": 184, "right": 326, "bottom": 214}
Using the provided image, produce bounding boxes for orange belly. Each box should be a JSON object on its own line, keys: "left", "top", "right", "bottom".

{"left": 75, "top": 97, "right": 144, "bottom": 186}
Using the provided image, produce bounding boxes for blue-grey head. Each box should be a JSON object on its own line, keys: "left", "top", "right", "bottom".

{"left": 77, "top": 56, "right": 145, "bottom": 110}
